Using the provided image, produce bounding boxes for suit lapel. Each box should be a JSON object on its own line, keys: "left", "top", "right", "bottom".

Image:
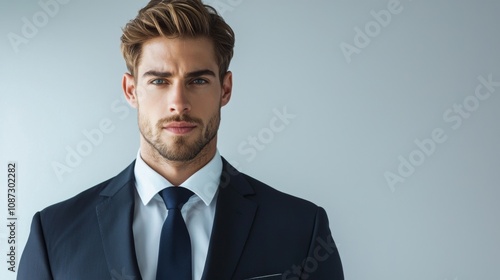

{"left": 96, "top": 162, "right": 142, "bottom": 280}
{"left": 202, "top": 159, "right": 258, "bottom": 280}
{"left": 94, "top": 159, "right": 257, "bottom": 279}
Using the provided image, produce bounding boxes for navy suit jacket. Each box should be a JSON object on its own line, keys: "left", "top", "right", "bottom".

{"left": 18, "top": 159, "right": 343, "bottom": 280}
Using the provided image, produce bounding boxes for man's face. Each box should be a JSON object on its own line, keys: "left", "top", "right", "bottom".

{"left": 123, "top": 36, "right": 232, "bottom": 162}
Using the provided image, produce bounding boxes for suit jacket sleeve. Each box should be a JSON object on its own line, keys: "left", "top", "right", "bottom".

{"left": 301, "top": 207, "right": 344, "bottom": 280}
{"left": 18, "top": 212, "right": 53, "bottom": 280}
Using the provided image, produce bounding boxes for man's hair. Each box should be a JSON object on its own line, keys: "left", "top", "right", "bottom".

{"left": 120, "top": 0, "right": 235, "bottom": 82}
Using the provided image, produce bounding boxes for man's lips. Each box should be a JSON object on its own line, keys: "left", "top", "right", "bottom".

{"left": 163, "top": 122, "right": 197, "bottom": 134}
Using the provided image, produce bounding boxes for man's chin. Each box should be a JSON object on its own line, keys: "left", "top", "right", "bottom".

{"left": 153, "top": 131, "right": 215, "bottom": 162}
{"left": 161, "top": 150, "right": 199, "bottom": 162}
{"left": 155, "top": 141, "right": 200, "bottom": 162}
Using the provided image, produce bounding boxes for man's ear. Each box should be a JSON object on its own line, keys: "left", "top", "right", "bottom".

{"left": 221, "top": 71, "right": 232, "bottom": 107}
{"left": 122, "top": 73, "right": 138, "bottom": 108}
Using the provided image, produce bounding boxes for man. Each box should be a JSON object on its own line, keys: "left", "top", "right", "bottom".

{"left": 18, "top": 0, "right": 344, "bottom": 279}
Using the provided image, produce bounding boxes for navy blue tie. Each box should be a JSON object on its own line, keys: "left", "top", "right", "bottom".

{"left": 156, "top": 186, "right": 194, "bottom": 280}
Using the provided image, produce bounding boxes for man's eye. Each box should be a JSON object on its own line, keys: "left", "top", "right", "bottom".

{"left": 192, "top": 78, "right": 208, "bottom": 85}
{"left": 151, "top": 79, "right": 166, "bottom": 85}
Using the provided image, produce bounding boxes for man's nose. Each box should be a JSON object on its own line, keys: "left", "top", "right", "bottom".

{"left": 168, "top": 83, "right": 191, "bottom": 114}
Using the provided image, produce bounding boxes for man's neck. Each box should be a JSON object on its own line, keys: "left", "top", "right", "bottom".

{"left": 139, "top": 139, "right": 217, "bottom": 186}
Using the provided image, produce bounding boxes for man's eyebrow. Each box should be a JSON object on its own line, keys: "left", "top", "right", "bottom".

{"left": 142, "top": 69, "right": 216, "bottom": 79}
{"left": 185, "top": 69, "right": 216, "bottom": 79}
{"left": 142, "top": 70, "right": 172, "bottom": 78}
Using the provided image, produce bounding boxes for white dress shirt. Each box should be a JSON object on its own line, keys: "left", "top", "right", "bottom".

{"left": 132, "top": 150, "right": 222, "bottom": 280}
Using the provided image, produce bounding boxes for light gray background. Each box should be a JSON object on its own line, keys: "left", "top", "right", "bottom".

{"left": 1, "top": 0, "right": 499, "bottom": 279}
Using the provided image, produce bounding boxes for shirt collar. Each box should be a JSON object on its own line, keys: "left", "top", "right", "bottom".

{"left": 134, "top": 149, "right": 222, "bottom": 206}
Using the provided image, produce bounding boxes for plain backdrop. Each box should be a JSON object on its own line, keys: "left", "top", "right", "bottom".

{"left": 1, "top": 0, "right": 499, "bottom": 279}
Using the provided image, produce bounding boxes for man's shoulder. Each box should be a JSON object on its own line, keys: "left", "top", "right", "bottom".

{"left": 221, "top": 158, "right": 319, "bottom": 212}
{"left": 234, "top": 171, "right": 331, "bottom": 245}
{"left": 239, "top": 172, "right": 321, "bottom": 216}
{"left": 38, "top": 162, "right": 135, "bottom": 222}
{"left": 36, "top": 177, "right": 109, "bottom": 227}
{"left": 43, "top": 177, "right": 112, "bottom": 211}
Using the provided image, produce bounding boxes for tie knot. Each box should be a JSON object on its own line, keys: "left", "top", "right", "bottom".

{"left": 159, "top": 187, "right": 194, "bottom": 210}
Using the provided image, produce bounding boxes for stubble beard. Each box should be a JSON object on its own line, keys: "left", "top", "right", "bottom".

{"left": 138, "top": 107, "right": 220, "bottom": 163}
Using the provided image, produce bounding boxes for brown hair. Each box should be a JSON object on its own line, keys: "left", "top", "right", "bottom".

{"left": 120, "top": 0, "right": 235, "bottom": 82}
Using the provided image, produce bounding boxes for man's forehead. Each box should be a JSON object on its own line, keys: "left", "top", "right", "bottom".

{"left": 137, "top": 36, "right": 218, "bottom": 75}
